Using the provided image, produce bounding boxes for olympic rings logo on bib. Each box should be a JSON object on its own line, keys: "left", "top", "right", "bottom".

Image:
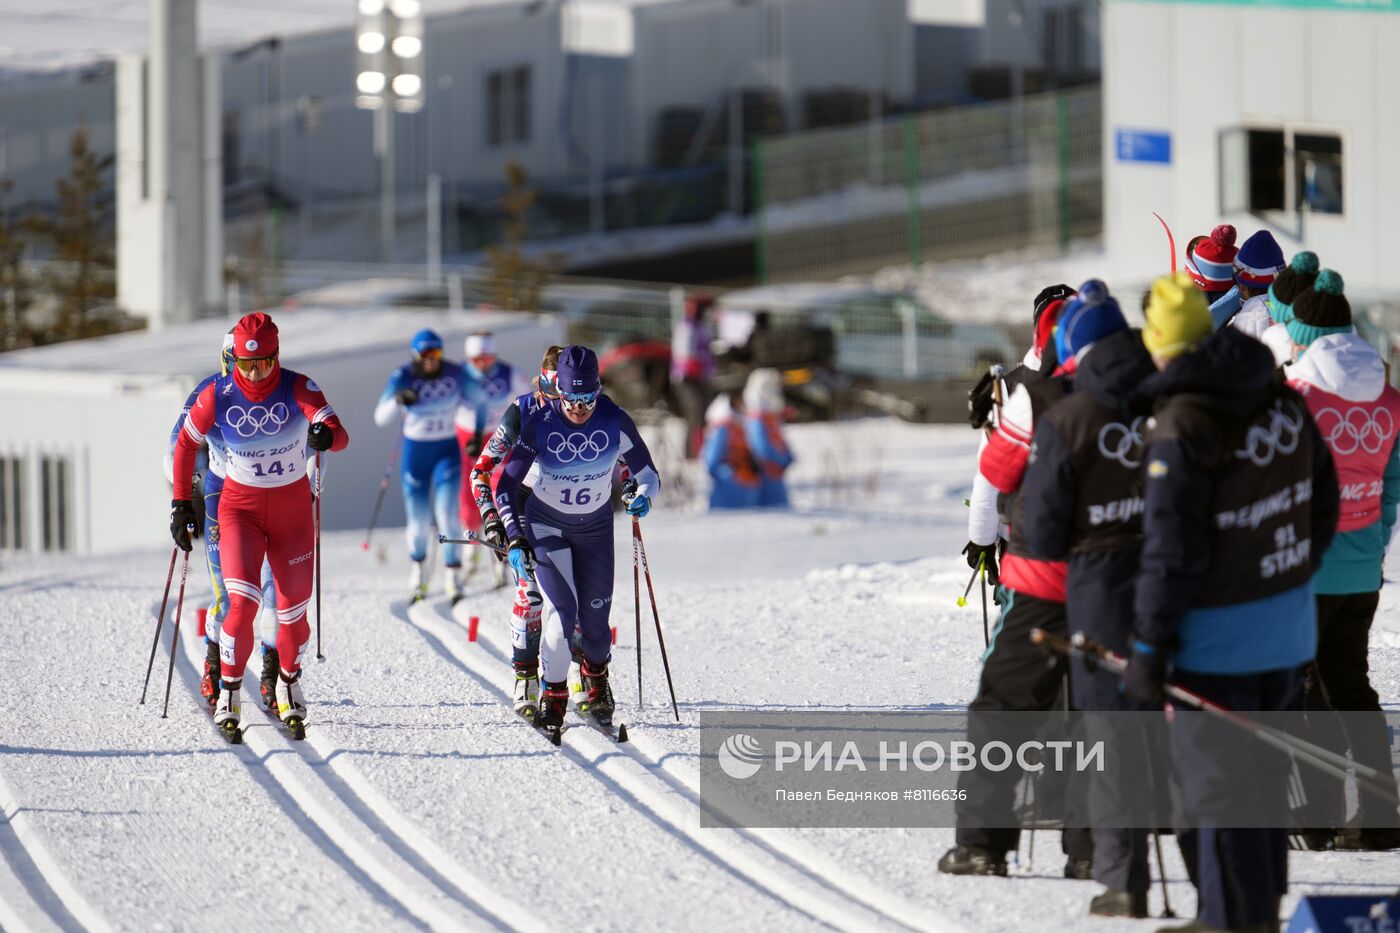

{"left": 226, "top": 402, "right": 290, "bottom": 438}
{"left": 1235, "top": 400, "right": 1303, "bottom": 466}
{"left": 1097, "top": 417, "right": 1145, "bottom": 469}
{"left": 546, "top": 430, "right": 609, "bottom": 463}
{"left": 415, "top": 378, "right": 457, "bottom": 402}
{"left": 1313, "top": 405, "right": 1395, "bottom": 456}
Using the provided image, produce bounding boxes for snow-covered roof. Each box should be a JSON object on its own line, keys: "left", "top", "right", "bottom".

{"left": 0, "top": 0, "right": 693, "bottom": 74}
{"left": 0, "top": 304, "right": 549, "bottom": 379}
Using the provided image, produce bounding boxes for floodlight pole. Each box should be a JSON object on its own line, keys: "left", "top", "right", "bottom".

{"left": 376, "top": 101, "right": 395, "bottom": 263}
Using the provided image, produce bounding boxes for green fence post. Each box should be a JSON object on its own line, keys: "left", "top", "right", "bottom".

{"left": 903, "top": 116, "right": 923, "bottom": 269}
{"left": 752, "top": 137, "right": 768, "bottom": 285}
{"left": 1057, "top": 93, "right": 1071, "bottom": 254}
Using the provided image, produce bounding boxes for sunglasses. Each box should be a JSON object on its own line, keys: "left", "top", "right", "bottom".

{"left": 538, "top": 370, "right": 559, "bottom": 397}
{"left": 415, "top": 348, "right": 444, "bottom": 361}
{"left": 560, "top": 388, "right": 600, "bottom": 410}
{"left": 234, "top": 355, "right": 276, "bottom": 372}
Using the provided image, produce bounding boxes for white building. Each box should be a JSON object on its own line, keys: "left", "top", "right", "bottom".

{"left": 0, "top": 306, "right": 561, "bottom": 555}
{"left": 1102, "top": 0, "right": 1399, "bottom": 295}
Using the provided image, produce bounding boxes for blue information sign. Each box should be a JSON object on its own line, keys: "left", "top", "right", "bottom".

{"left": 1115, "top": 129, "right": 1172, "bottom": 164}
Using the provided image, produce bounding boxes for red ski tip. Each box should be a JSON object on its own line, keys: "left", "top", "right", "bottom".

{"left": 468, "top": 615, "right": 480, "bottom": 642}
{"left": 611, "top": 626, "right": 617, "bottom": 645}
{"left": 361, "top": 541, "right": 369, "bottom": 551}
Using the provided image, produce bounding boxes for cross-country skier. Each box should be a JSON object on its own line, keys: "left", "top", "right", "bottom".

{"left": 943, "top": 287, "right": 1093, "bottom": 880}
{"left": 470, "top": 345, "right": 565, "bottom": 717}
{"left": 1018, "top": 290, "right": 1164, "bottom": 918}
{"left": 164, "top": 331, "right": 284, "bottom": 714}
{"left": 457, "top": 331, "right": 525, "bottom": 583}
{"left": 1282, "top": 272, "right": 1400, "bottom": 850}
{"left": 1127, "top": 272, "right": 1339, "bottom": 932}
{"left": 171, "top": 312, "right": 349, "bottom": 742}
{"left": 494, "top": 345, "right": 660, "bottom": 735}
{"left": 373, "top": 328, "right": 486, "bottom": 603}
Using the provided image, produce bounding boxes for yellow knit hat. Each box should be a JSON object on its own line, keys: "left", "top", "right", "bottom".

{"left": 1143, "top": 272, "right": 1212, "bottom": 359}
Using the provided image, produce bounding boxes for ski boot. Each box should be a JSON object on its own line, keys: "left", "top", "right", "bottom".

{"left": 512, "top": 663, "right": 540, "bottom": 720}
{"left": 567, "top": 648, "right": 586, "bottom": 708}
{"left": 445, "top": 564, "right": 464, "bottom": 605}
{"left": 214, "top": 680, "right": 242, "bottom": 744}
{"left": 466, "top": 547, "right": 482, "bottom": 579}
{"left": 537, "top": 680, "right": 569, "bottom": 745}
{"left": 409, "top": 559, "right": 428, "bottom": 603}
{"left": 1088, "top": 889, "right": 1147, "bottom": 918}
{"left": 579, "top": 659, "right": 616, "bottom": 726}
{"left": 259, "top": 646, "right": 280, "bottom": 711}
{"left": 199, "top": 641, "right": 221, "bottom": 714}
{"left": 276, "top": 669, "right": 307, "bottom": 740}
{"left": 491, "top": 557, "right": 508, "bottom": 590}
{"left": 936, "top": 845, "right": 1008, "bottom": 877}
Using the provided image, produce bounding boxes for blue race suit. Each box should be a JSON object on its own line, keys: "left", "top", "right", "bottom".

{"left": 495, "top": 396, "right": 659, "bottom": 682}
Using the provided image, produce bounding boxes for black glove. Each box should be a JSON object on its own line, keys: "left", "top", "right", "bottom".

{"left": 396, "top": 387, "right": 419, "bottom": 406}
{"left": 1122, "top": 640, "right": 1168, "bottom": 701}
{"left": 967, "top": 371, "right": 996, "bottom": 430}
{"left": 465, "top": 436, "right": 482, "bottom": 459}
{"left": 961, "top": 541, "right": 1000, "bottom": 587}
{"left": 481, "top": 508, "right": 507, "bottom": 560}
{"left": 170, "top": 499, "right": 201, "bottom": 552}
{"left": 307, "top": 422, "right": 333, "bottom": 452}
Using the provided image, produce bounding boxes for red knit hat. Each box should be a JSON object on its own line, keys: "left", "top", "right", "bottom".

{"left": 1184, "top": 225, "right": 1238, "bottom": 292}
{"left": 233, "top": 312, "right": 279, "bottom": 358}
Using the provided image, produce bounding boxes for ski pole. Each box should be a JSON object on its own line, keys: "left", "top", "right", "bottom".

{"left": 979, "top": 557, "right": 990, "bottom": 648}
{"left": 1031, "top": 629, "right": 1397, "bottom": 801}
{"left": 140, "top": 546, "right": 180, "bottom": 705}
{"left": 314, "top": 452, "right": 324, "bottom": 661}
{"left": 633, "top": 519, "right": 679, "bottom": 722}
{"left": 1152, "top": 830, "right": 1175, "bottom": 918}
{"left": 439, "top": 531, "right": 507, "bottom": 556}
{"left": 363, "top": 425, "right": 401, "bottom": 552}
{"left": 633, "top": 516, "right": 643, "bottom": 707}
{"left": 160, "top": 530, "right": 194, "bottom": 718}
{"left": 955, "top": 563, "right": 978, "bottom": 607}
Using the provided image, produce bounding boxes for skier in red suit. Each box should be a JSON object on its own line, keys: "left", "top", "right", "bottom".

{"left": 170, "top": 312, "right": 349, "bottom": 740}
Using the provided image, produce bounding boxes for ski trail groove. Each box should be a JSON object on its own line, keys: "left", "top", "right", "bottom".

{"left": 405, "top": 599, "right": 899, "bottom": 933}
{"left": 171, "top": 605, "right": 528, "bottom": 932}
{"left": 0, "top": 770, "right": 110, "bottom": 933}
{"left": 468, "top": 616, "right": 961, "bottom": 933}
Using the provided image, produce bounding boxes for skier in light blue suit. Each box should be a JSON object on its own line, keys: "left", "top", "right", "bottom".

{"left": 374, "top": 328, "right": 487, "bottom": 603}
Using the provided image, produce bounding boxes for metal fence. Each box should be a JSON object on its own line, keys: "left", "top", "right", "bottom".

{"left": 753, "top": 88, "right": 1102, "bottom": 283}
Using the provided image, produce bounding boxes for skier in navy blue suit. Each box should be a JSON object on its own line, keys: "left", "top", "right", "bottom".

{"left": 495, "top": 346, "right": 660, "bottom": 732}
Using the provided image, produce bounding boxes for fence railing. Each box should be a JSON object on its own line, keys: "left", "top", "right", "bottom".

{"left": 753, "top": 88, "right": 1102, "bottom": 283}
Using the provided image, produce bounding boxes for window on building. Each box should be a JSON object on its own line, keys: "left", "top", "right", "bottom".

{"left": 1295, "top": 133, "right": 1343, "bottom": 215}
{"left": 39, "top": 453, "right": 71, "bottom": 553}
{"left": 486, "top": 65, "right": 532, "bottom": 147}
{"left": 222, "top": 111, "right": 241, "bottom": 186}
{"left": 1219, "top": 127, "right": 1343, "bottom": 216}
{"left": 1066, "top": 5, "right": 1084, "bottom": 71}
{"left": 1042, "top": 8, "right": 1060, "bottom": 73}
{"left": 0, "top": 455, "right": 23, "bottom": 551}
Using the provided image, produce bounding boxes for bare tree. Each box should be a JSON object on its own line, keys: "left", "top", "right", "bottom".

{"left": 485, "top": 160, "right": 553, "bottom": 311}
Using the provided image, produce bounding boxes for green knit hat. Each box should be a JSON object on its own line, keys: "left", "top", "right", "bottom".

{"left": 1267, "top": 251, "right": 1319, "bottom": 324}
{"left": 1285, "top": 269, "right": 1351, "bottom": 349}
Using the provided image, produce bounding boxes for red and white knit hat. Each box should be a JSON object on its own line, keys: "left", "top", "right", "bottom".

{"left": 1184, "top": 225, "right": 1238, "bottom": 292}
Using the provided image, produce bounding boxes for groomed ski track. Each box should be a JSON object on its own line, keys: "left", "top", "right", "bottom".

{"left": 407, "top": 596, "right": 963, "bottom": 933}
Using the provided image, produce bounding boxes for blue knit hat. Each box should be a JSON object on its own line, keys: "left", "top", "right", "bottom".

{"left": 1233, "top": 230, "right": 1285, "bottom": 289}
{"left": 1054, "top": 279, "right": 1127, "bottom": 363}
{"left": 1267, "top": 251, "right": 1319, "bottom": 324}
{"left": 556, "top": 345, "right": 601, "bottom": 395}
{"left": 1285, "top": 269, "right": 1351, "bottom": 349}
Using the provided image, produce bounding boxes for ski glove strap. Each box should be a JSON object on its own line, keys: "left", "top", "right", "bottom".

{"left": 507, "top": 535, "right": 535, "bottom": 579}
{"left": 170, "top": 499, "right": 201, "bottom": 552}
{"left": 482, "top": 509, "right": 508, "bottom": 559}
{"left": 396, "top": 387, "right": 419, "bottom": 406}
{"left": 624, "top": 493, "right": 651, "bottom": 519}
{"left": 1122, "top": 640, "right": 1167, "bottom": 702}
{"left": 307, "top": 422, "right": 333, "bottom": 452}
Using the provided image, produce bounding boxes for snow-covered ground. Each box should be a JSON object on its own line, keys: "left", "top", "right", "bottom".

{"left": 2, "top": 419, "right": 1396, "bottom": 931}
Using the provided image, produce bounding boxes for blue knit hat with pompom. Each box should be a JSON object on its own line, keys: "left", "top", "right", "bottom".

{"left": 1054, "top": 279, "right": 1127, "bottom": 363}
